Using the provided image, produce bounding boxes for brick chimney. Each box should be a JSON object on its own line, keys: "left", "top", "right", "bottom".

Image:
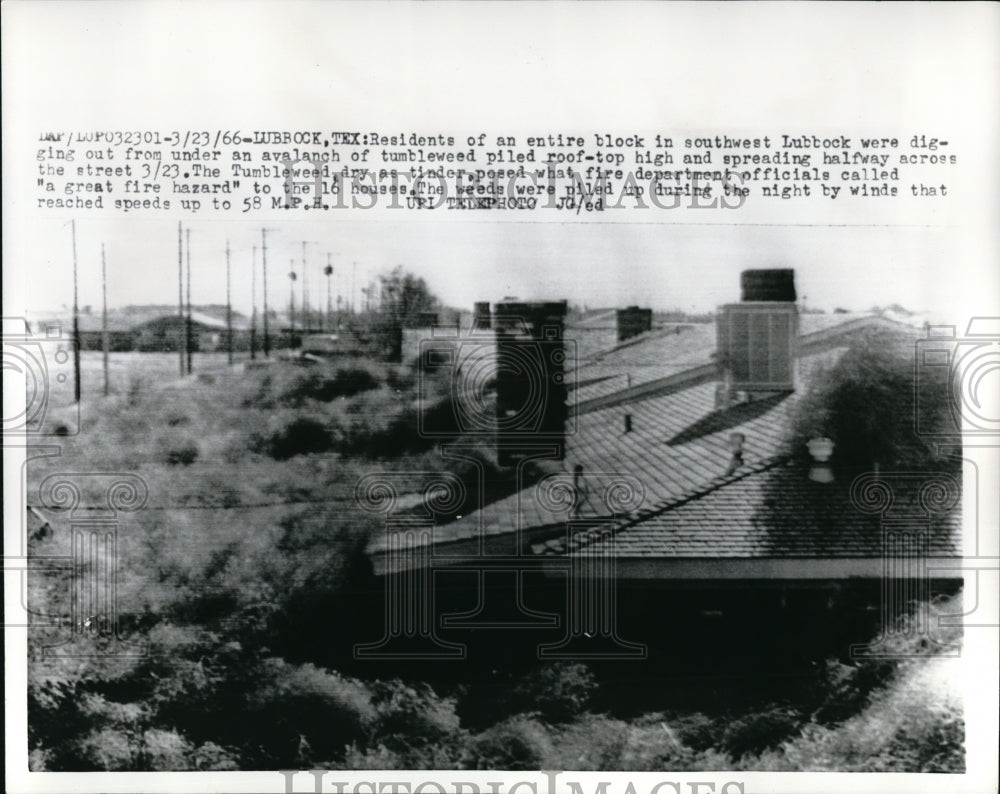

{"left": 493, "top": 300, "right": 568, "bottom": 467}
{"left": 472, "top": 301, "right": 491, "bottom": 331}
{"left": 616, "top": 306, "right": 653, "bottom": 342}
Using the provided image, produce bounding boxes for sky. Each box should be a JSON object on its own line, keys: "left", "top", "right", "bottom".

{"left": 13, "top": 215, "right": 971, "bottom": 319}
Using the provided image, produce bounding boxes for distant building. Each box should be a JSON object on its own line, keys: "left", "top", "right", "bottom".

{"left": 28, "top": 305, "right": 252, "bottom": 352}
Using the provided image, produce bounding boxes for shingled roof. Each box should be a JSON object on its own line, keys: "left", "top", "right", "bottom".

{"left": 368, "top": 311, "right": 959, "bottom": 575}
{"left": 532, "top": 457, "right": 961, "bottom": 560}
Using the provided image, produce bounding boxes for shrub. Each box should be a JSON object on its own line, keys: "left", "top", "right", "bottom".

{"left": 789, "top": 328, "right": 955, "bottom": 476}
{"left": 254, "top": 416, "right": 335, "bottom": 460}
{"left": 343, "top": 743, "right": 406, "bottom": 770}
{"left": 739, "top": 655, "right": 964, "bottom": 772}
{"left": 369, "top": 680, "right": 462, "bottom": 751}
{"left": 385, "top": 365, "right": 416, "bottom": 391}
{"left": 71, "top": 727, "right": 137, "bottom": 771}
{"left": 126, "top": 375, "right": 147, "bottom": 408}
{"left": 507, "top": 663, "right": 598, "bottom": 723}
{"left": 668, "top": 711, "right": 723, "bottom": 752}
{"left": 339, "top": 404, "right": 432, "bottom": 458}
{"left": 611, "top": 715, "right": 732, "bottom": 771}
{"left": 721, "top": 706, "right": 803, "bottom": 758}
{"left": 281, "top": 367, "right": 381, "bottom": 405}
{"left": 161, "top": 438, "right": 199, "bottom": 466}
{"left": 241, "top": 373, "right": 277, "bottom": 409}
{"left": 142, "top": 728, "right": 196, "bottom": 770}
{"left": 464, "top": 715, "right": 554, "bottom": 770}
{"left": 244, "top": 659, "right": 375, "bottom": 765}
{"left": 193, "top": 741, "right": 240, "bottom": 771}
{"left": 552, "top": 714, "right": 631, "bottom": 770}
{"left": 810, "top": 658, "right": 894, "bottom": 724}
{"left": 164, "top": 410, "right": 190, "bottom": 427}
{"left": 810, "top": 595, "right": 963, "bottom": 725}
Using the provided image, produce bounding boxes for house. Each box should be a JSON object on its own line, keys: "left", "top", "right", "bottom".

{"left": 564, "top": 306, "right": 662, "bottom": 362}
{"left": 27, "top": 305, "right": 252, "bottom": 352}
{"left": 133, "top": 309, "right": 251, "bottom": 352}
{"left": 360, "top": 272, "right": 962, "bottom": 660}
{"left": 28, "top": 309, "right": 138, "bottom": 351}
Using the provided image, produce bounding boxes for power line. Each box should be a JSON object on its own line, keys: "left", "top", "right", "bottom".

{"left": 71, "top": 220, "right": 81, "bottom": 403}
{"left": 185, "top": 227, "right": 193, "bottom": 374}
{"left": 102, "top": 242, "right": 109, "bottom": 396}
{"left": 226, "top": 240, "right": 234, "bottom": 366}
{"left": 301, "top": 240, "right": 311, "bottom": 332}
{"left": 324, "top": 253, "right": 334, "bottom": 332}
{"left": 261, "top": 228, "right": 272, "bottom": 357}
{"left": 177, "top": 221, "right": 185, "bottom": 376}
{"left": 288, "top": 259, "right": 297, "bottom": 335}
{"left": 250, "top": 245, "right": 258, "bottom": 360}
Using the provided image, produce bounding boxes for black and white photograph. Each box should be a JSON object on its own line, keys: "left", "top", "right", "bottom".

{"left": 3, "top": 4, "right": 998, "bottom": 794}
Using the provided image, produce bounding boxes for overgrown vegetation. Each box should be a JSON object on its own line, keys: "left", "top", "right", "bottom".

{"left": 790, "top": 327, "right": 956, "bottom": 476}
{"left": 25, "top": 338, "right": 965, "bottom": 771}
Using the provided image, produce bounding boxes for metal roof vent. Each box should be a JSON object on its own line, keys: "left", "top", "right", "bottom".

{"left": 571, "top": 464, "right": 587, "bottom": 518}
{"left": 725, "top": 432, "right": 745, "bottom": 475}
{"left": 808, "top": 437, "right": 835, "bottom": 483}
{"left": 718, "top": 269, "right": 798, "bottom": 393}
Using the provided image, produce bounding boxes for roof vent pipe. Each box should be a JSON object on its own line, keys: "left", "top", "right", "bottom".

{"left": 725, "top": 432, "right": 745, "bottom": 475}
{"left": 571, "top": 464, "right": 587, "bottom": 518}
{"left": 624, "top": 413, "right": 632, "bottom": 433}
{"left": 808, "top": 437, "right": 835, "bottom": 483}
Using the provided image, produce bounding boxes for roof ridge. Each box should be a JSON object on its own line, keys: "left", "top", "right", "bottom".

{"left": 578, "top": 326, "right": 693, "bottom": 366}
{"left": 538, "top": 453, "right": 792, "bottom": 556}
{"left": 571, "top": 313, "right": 908, "bottom": 417}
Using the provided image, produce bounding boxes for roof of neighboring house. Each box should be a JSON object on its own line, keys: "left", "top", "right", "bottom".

{"left": 569, "top": 313, "right": 921, "bottom": 417}
{"left": 132, "top": 310, "right": 251, "bottom": 331}
{"left": 28, "top": 305, "right": 252, "bottom": 334}
{"left": 566, "top": 309, "right": 618, "bottom": 329}
{"left": 30, "top": 313, "right": 138, "bottom": 334}
{"left": 368, "top": 310, "right": 955, "bottom": 570}
{"left": 567, "top": 323, "right": 716, "bottom": 400}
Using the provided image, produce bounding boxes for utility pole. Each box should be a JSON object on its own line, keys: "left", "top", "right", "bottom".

{"left": 71, "top": 220, "right": 81, "bottom": 404}
{"left": 261, "top": 228, "right": 271, "bottom": 357}
{"left": 336, "top": 272, "right": 344, "bottom": 327}
{"left": 288, "top": 260, "right": 297, "bottom": 338}
{"left": 250, "top": 245, "right": 258, "bottom": 360}
{"left": 177, "top": 221, "right": 184, "bottom": 375}
{"left": 101, "top": 242, "right": 109, "bottom": 397}
{"left": 351, "top": 261, "right": 357, "bottom": 314}
{"left": 185, "top": 228, "right": 193, "bottom": 374}
{"left": 225, "top": 240, "right": 233, "bottom": 365}
{"left": 301, "top": 241, "right": 311, "bottom": 332}
{"left": 324, "top": 253, "right": 333, "bottom": 332}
